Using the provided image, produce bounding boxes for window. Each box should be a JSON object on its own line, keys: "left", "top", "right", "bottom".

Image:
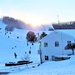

{"left": 44, "top": 42, "right": 48, "bottom": 47}
{"left": 55, "top": 41, "right": 59, "bottom": 47}
{"left": 67, "top": 41, "right": 71, "bottom": 48}
{"left": 45, "top": 56, "right": 49, "bottom": 60}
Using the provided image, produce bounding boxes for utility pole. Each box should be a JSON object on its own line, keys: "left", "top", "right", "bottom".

{"left": 39, "top": 41, "right": 42, "bottom": 64}
{"left": 57, "top": 15, "right": 60, "bottom": 24}
{"left": 37, "top": 33, "right": 42, "bottom": 64}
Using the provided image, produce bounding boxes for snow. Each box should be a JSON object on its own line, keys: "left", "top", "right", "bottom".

{"left": 8, "top": 56, "right": 75, "bottom": 75}
{"left": 57, "top": 29, "right": 75, "bottom": 38}
{"left": 0, "top": 20, "right": 75, "bottom": 75}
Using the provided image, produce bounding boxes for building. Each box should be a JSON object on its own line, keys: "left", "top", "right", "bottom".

{"left": 41, "top": 30, "right": 75, "bottom": 62}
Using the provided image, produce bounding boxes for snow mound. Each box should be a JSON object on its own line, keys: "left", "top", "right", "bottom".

{"left": 69, "top": 55, "right": 75, "bottom": 64}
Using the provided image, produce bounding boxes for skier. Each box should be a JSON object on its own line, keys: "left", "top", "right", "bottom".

{"left": 14, "top": 52, "right": 17, "bottom": 59}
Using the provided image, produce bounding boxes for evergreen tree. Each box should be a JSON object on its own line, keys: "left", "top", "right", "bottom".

{"left": 40, "top": 32, "right": 47, "bottom": 39}
{"left": 26, "top": 31, "right": 37, "bottom": 44}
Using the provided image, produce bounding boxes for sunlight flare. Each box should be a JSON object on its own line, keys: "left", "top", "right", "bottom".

{"left": 8, "top": 11, "right": 50, "bottom": 27}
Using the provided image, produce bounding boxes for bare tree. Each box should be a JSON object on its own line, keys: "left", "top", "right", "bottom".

{"left": 65, "top": 43, "right": 75, "bottom": 55}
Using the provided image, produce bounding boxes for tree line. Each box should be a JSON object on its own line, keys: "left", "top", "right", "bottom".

{"left": 52, "top": 21, "right": 75, "bottom": 29}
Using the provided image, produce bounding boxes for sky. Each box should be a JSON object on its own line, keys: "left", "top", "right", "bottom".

{"left": 0, "top": 0, "right": 75, "bottom": 26}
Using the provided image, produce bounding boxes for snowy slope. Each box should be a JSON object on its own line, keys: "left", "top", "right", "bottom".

{"left": 0, "top": 20, "right": 41, "bottom": 73}
{"left": 0, "top": 19, "right": 51, "bottom": 64}
{"left": 0, "top": 20, "right": 41, "bottom": 63}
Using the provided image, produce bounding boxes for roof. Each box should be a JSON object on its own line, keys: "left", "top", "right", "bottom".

{"left": 57, "top": 29, "right": 75, "bottom": 38}
{"left": 41, "top": 29, "right": 75, "bottom": 41}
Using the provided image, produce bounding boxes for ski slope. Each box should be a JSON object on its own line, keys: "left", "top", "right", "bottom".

{"left": 0, "top": 20, "right": 75, "bottom": 75}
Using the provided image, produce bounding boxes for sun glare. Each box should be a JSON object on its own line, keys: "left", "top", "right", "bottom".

{"left": 22, "top": 16, "right": 50, "bottom": 29}
{"left": 24, "top": 17, "right": 42, "bottom": 27}
{"left": 21, "top": 14, "right": 50, "bottom": 28}
{"left": 8, "top": 11, "right": 50, "bottom": 28}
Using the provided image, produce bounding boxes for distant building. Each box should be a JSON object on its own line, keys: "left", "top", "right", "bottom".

{"left": 52, "top": 21, "right": 75, "bottom": 29}
{"left": 41, "top": 30, "right": 75, "bottom": 62}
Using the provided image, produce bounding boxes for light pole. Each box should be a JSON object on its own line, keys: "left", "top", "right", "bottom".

{"left": 37, "top": 33, "right": 42, "bottom": 64}
{"left": 57, "top": 15, "right": 60, "bottom": 24}
{"left": 39, "top": 41, "right": 42, "bottom": 64}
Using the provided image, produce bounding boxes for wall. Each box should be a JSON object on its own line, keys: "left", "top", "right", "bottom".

{"left": 41, "top": 31, "right": 75, "bottom": 62}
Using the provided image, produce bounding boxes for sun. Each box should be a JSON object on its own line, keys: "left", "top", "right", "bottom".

{"left": 29, "top": 19, "right": 40, "bottom": 26}
{"left": 22, "top": 16, "right": 50, "bottom": 29}
{"left": 22, "top": 15, "right": 50, "bottom": 28}
{"left": 25, "top": 17, "right": 42, "bottom": 27}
